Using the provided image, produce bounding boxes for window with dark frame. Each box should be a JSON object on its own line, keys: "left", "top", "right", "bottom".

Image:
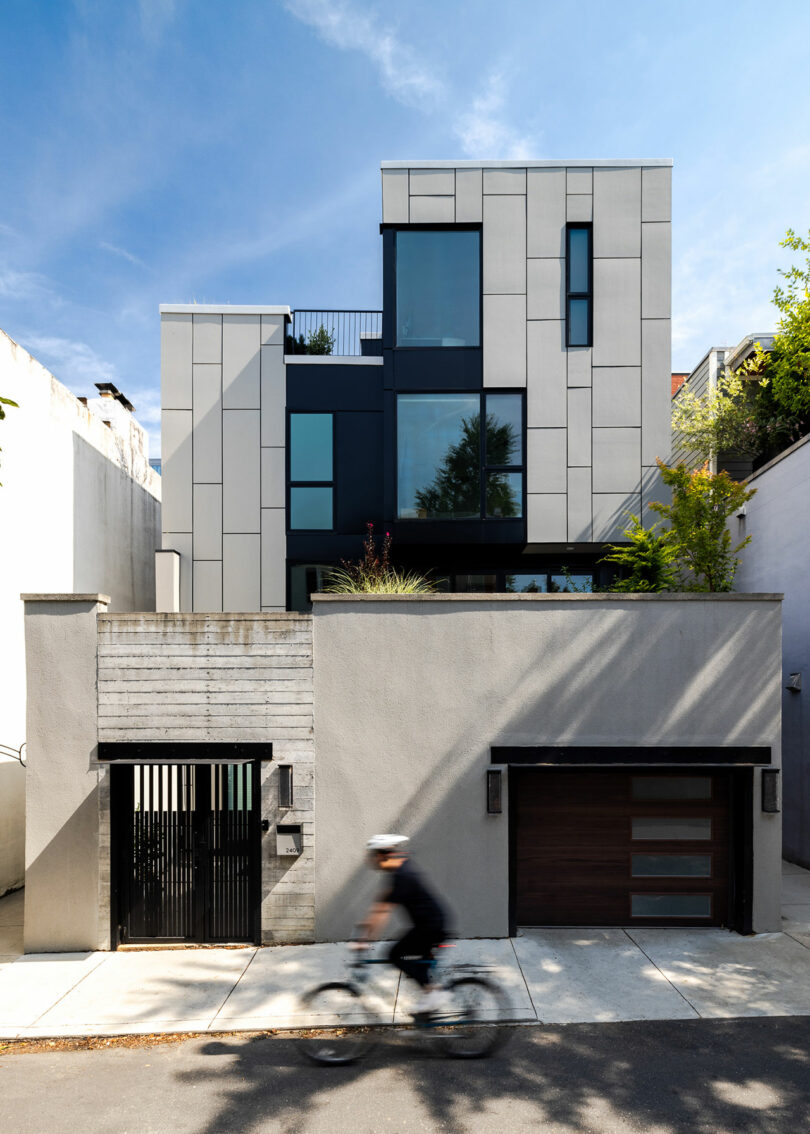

{"left": 396, "top": 391, "right": 524, "bottom": 520}
{"left": 395, "top": 229, "right": 481, "bottom": 348}
{"left": 566, "top": 223, "right": 592, "bottom": 347}
{"left": 288, "top": 413, "right": 334, "bottom": 531}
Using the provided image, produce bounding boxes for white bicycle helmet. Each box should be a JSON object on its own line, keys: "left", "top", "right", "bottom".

{"left": 366, "top": 834, "right": 409, "bottom": 853}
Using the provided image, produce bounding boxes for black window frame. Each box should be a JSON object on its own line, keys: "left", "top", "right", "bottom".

{"left": 565, "top": 222, "right": 593, "bottom": 348}
{"left": 286, "top": 411, "right": 336, "bottom": 533}
{"left": 393, "top": 224, "right": 483, "bottom": 350}
{"left": 395, "top": 390, "right": 525, "bottom": 522}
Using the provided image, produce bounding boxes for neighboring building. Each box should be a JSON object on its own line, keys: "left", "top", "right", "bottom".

{"left": 733, "top": 435, "right": 810, "bottom": 869}
{"left": 0, "top": 329, "right": 161, "bottom": 897}
{"left": 20, "top": 160, "right": 785, "bottom": 951}
{"left": 160, "top": 160, "right": 674, "bottom": 612}
{"left": 671, "top": 333, "right": 774, "bottom": 478}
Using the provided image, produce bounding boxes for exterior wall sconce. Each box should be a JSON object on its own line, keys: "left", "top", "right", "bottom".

{"left": 279, "top": 765, "right": 294, "bottom": 809}
{"left": 761, "top": 768, "right": 780, "bottom": 813}
{"left": 487, "top": 769, "right": 503, "bottom": 814}
{"left": 786, "top": 672, "right": 802, "bottom": 693}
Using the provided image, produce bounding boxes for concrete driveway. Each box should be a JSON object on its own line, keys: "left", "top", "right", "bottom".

{"left": 1, "top": 861, "right": 809, "bottom": 1040}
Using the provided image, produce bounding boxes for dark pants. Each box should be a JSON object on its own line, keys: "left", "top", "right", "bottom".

{"left": 389, "top": 925, "right": 446, "bottom": 988}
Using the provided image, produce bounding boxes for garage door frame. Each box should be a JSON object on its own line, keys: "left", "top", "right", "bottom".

{"left": 497, "top": 748, "right": 764, "bottom": 937}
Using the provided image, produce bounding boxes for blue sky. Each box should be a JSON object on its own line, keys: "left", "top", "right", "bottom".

{"left": 1, "top": 0, "right": 809, "bottom": 456}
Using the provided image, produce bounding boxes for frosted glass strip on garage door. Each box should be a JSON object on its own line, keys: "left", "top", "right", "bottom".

{"left": 631, "top": 776, "right": 712, "bottom": 800}
{"left": 631, "top": 894, "right": 712, "bottom": 918}
{"left": 631, "top": 817, "right": 712, "bottom": 840}
{"left": 632, "top": 854, "right": 712, "bottom": 877}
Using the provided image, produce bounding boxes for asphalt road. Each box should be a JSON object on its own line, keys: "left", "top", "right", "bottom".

{"left": 3, "top": 1017, "right": 809, "bottom": 1134}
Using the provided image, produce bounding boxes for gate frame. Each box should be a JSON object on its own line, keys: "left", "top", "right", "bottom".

{"left": 103, "top": 742, "right": 272, "bottom": 949}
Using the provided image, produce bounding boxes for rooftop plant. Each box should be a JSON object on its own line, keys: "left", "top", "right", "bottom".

{"left": 323, "top": 523, "right": 436, "bottom": 595}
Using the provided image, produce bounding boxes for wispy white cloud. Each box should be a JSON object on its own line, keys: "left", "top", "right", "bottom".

{"left": 19, "top": 333, "right": 120, "bottom": 391}
{"left": 100, "top": 241, "right": 149, "bottom": 270}
{"left": 454, "top": 70, "right": 536, "bottom": 159}
{"left": 138, "top": 0, "right": 182, "bottom": 42}
{"left": 0, "top": 265, "right": 57, "bottom": 302}
{"left": 284, "top": 0, "right": 444, "bottom": 109}
{"left": 283, "top": 1, "right": 539, "bottom": 157}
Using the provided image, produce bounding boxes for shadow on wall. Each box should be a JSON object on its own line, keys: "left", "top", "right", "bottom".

{"left": 0, "top": 760, "right": 25, "bottom": 895}
{"left": 72, "top": 432, "right": 160, "bottom": 611}
{"left": 159, "top": 1017, "right": 810, "bottom": 1134}
{"left": 314, "top": 602, "right": 780, "bottom": 941}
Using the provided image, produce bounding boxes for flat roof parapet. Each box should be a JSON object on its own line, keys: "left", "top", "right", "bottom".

{"left": 159, "top": 305, "right": 292, "bottom": 316}
{"left": 381, "top": 159, "right": 673, "bottom": 169}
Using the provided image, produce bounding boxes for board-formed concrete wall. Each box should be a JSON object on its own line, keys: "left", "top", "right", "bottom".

{"left": 382, "top": 160, "right": 673, "bottom": 543}
{"left": 97, "top": 612, "right": 315, "bottom": 944}
{"left": 312, "top": 593, "right": 783, "bottom": 940}
{"left": 734, "top": 436, "right": 810, "bottom": 867}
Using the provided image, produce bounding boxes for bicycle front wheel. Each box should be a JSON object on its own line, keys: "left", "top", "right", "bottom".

{"left": 297, "top": 982, "right": 377, "bottom": 1065}
{"left": 436, "top": 976, "right": 512, "bottom": 1059}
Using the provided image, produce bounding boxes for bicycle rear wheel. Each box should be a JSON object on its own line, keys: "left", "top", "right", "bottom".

{"left": 297, "top": 982, "right": 377, "bottom": 1065}
{"left": 435, "top": 976, "right": 512, "bottom": 1059}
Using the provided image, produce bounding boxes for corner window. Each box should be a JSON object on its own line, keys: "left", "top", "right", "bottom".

{"left": 288, "top": 414, "right": 333, "bottom": 530}
{"left": 395, "top": 230, "right": 480, "bottom": 347}
{"left": 397, "top": 393, "right": 523, "bottom": 520}
{"left": 566, "top": 224, "right": 592, "bottom": 347}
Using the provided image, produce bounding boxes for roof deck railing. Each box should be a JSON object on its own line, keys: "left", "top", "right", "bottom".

{"left": 288, "top": 310, "right": 382, "bottom": 358}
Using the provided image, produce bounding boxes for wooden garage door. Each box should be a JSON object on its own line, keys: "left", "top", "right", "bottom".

{"left": 515, "top": 769, "right": 730, "bottom": 927}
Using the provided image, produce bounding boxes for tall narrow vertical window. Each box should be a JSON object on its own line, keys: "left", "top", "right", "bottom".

{"left": 566, "top": 223, "right": 592, "bottom": 347}
{"left": 288, "top": 413, "right": 334, "bottom": 530}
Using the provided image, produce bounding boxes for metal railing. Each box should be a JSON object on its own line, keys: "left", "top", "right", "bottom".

{"left": 288, "top": 310, "right": 382, "bottom": 358}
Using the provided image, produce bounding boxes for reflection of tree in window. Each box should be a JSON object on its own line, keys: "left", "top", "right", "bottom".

{"left": 413, "top": 413, "right": 520, "bottom": 519}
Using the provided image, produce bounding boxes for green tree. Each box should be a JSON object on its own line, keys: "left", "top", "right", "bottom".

{"left": 414, "top": 413, "right": 519, "bottom": 518}
{"left": 649, "top": 460, "right": 756, "bottom": 592}
{"left": 768, "top": 229, "right": 810, "bottom": 423}
{"left": 601, "top": 516, "right": 678, "bottom": 592}
{"left": 0, "top": 393, "right": 18, "bottom": 486}
{"left": 305, "top": 324, "right": 335, "bottom": 355}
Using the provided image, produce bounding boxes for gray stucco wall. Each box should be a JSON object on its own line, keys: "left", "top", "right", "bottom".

{"left": 734, "top": 436, "right": 810, "bottom": 867}
{"left": 23, "top": 596, "right": 108, "bottom": 952}
{"left": 312, "top": 594, "right": 783, "bottom": 940}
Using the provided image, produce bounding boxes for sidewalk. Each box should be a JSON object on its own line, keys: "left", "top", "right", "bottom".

{"left": 1, "top": 862, "right": 809, "bottom": 1040}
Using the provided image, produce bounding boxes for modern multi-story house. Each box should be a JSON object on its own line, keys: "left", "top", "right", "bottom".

{"left": 159, "top": 160, "right": 673, "bottom": 612}
{"left": 19, "top": 161, "right": 785, "bottom": 954}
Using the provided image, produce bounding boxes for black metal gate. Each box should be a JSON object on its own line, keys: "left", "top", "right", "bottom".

{"left": 111, "top": 761, "right": 261, "bottom": 945}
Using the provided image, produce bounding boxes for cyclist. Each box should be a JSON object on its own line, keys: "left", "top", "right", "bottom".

{"left": 354, "top": 835, "right": 449, "bottom": 1015}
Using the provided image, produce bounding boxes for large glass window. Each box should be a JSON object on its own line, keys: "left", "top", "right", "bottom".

{"left": 396, "top": 230, "right": 480, "bottom": 347}
{"left": 566, "top": 224, "right": 592, "bottom": 347}
{"left": 397, "top": 393, "right": 523, "bottom": 520}
{"left": 289, "top": 413, "right": 333, "bottom": 530}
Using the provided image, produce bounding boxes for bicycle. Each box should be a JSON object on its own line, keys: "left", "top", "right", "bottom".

{"left": 297, "top": 943, "right": 514, "bottom": 1065}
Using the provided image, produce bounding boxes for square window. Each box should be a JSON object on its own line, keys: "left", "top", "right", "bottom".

{"left": 290, "top": 486, "right": 332, "bottom": 530}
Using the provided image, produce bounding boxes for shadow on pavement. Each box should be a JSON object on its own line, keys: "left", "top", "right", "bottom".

{"left": 178, "top": 1016, "right": 810, "bottom": 1134}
